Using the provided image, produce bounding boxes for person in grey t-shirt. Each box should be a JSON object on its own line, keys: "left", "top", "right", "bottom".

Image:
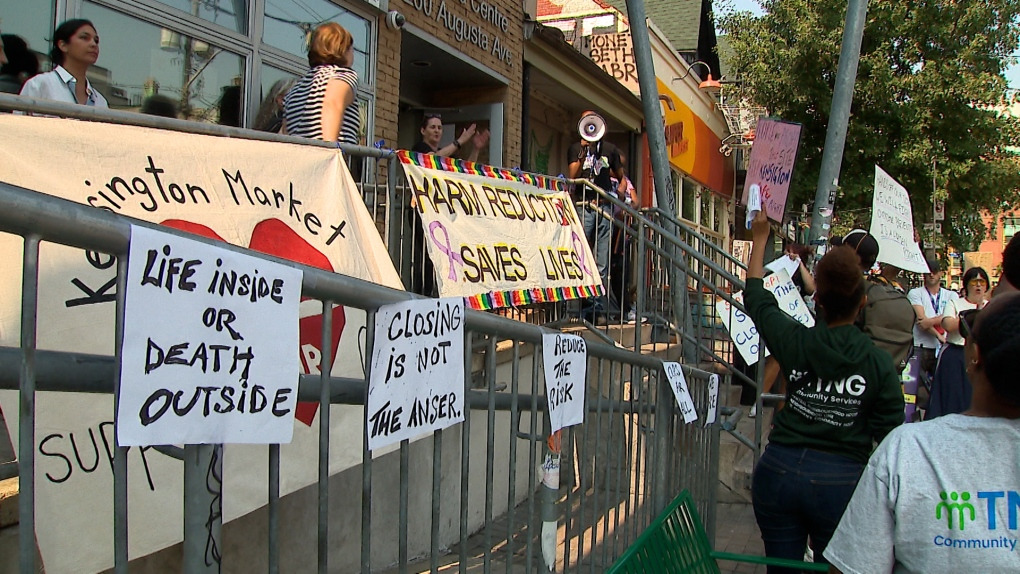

{"left": 824, "top": 292, "right": 1020, "bottom": 574}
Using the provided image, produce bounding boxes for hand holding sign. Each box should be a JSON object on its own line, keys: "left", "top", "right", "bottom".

{"left": 542, "top": 333, "right": 587, "bottom": 433}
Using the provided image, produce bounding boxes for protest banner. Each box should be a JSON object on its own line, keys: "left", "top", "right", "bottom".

{"left": 542, "top": 333, "right": 587, "bottom": 433}
{"left": 871, "top": 166, "right": 928, "bottom": 274}
{"left": 716, "top": 269, "right": 814, "bottom": 364}
{"left": 0, "top": 114, "right": 403, "bottom": 573}
{"left": 366, "top": 298, "right": 465, "bottom": 451}
{"left": 742, "top": 118, "right": 802, "bottom": 222}
{"left": 662, "top": 362, "right": 697, "bottom": 423}
{"left": 397, "top": 151, "right": 603, "bottom": 309}
{"left": 119, "top": 225, "right": 302, "bottom": 445}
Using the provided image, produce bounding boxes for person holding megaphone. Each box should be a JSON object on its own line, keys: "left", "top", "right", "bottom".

{"left": 568, "top": 110, "right": 626, "bottom": 323}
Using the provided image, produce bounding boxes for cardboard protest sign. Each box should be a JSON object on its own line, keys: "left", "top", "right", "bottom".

{"left": 663, "top": 362, "right": 697, "bottom": 423}
{"left": 366, "top": 298, "right": 465, "bottom": 450}
{"left": 542, "top": 333, "right": 587, "bottom": 433}
{"left": 871, "top": 166, "right": 928, "bottom": 274}
{"left": 397, "top": 151, "right": 603, "bottom": 310}
{"left": 575, "top": 33, "right": 638, "bottom": 93}
{"left": 732, "top": 240, "right": 752, "bottom": 282}
{"left": 704, "top": 375, "right": 720, "bottom": 426}
{"left": 742, "top": 119, "right": 802, "bottom": 222}
{"left": 716, "top": 269, "right": 814, "bottom": 364}
{"left": 118, "top": 225, "right": 301, "bottom": 445}
{"left": 0, "top": 114, "right": 402, "bottom": 573}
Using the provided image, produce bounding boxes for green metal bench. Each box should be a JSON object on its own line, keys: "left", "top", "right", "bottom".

{"left": 605, "top": 490, "right": 830, "bottom": 573}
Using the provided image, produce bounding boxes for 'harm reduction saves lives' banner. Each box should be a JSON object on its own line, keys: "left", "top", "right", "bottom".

{"left": 398, "top": 151, "right": 603, "bottom": 310}
{"left": 0, "top": 114, "right": 403, "bottom": 574}
{"left": 120, "top": 225, "right": 302, "bottom": 445}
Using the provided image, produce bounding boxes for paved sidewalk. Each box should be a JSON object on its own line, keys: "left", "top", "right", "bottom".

{"left": 714, "top": 502, "right": 766, "bottom": 574}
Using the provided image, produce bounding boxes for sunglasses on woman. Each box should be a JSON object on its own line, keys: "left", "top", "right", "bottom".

{"left": 424, "top": 113, "right": 442, "bottom": 120}
{"left": 958, "top": 308, "right": 980, "bottom": 339}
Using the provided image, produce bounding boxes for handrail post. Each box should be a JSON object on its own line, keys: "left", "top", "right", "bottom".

{"left": 183, "top": 443, "right": 222, "bottom": 573}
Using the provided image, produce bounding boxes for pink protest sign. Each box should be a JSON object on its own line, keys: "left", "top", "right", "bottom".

{"left": 741, "top": 119, "right": 802, "bottom": 222}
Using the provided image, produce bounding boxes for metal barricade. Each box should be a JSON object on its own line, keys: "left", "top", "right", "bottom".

{"left": 0, "top": 182, "right": 720, "bottom": 572}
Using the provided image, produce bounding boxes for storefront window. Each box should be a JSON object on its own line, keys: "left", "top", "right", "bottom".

{"left": 681, "top": 177, "right": 697, "bottom": 222}
{"left": 700, "top": 190, "right": 712, "bottom": 227}
{"left": 82, "top": 2, "right": 246, "bottom": 123}
{"left": 152, "top": 0, "right": 248, "bottom": 33}
{"left": 0, "top": 0, "right": 55, "bottom": 69}
{"left": 713, "top": 197, "right": 725, "bottom": 233}
{"left": 263, "top": 0, "right": 372, "bottom": 83}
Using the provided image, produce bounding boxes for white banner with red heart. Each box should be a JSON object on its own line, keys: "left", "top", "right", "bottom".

{"left": 0, "top": 114, "right": 403, "bottom": 573}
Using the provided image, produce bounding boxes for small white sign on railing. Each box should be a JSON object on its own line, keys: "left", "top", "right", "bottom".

{"left": 542, "top": 333, "right": 587, "bottom": 433}
{"left": 663, "top": 362, "right": 698, "bottom": 423}
{"left": 704, "top": 375, "right": 720, "bottom": 426}
{"left": 118, "top": 225, "right": 303, "bottom": 445}
{"left": 367, "top": 298, "right": 466, "bottom": 451}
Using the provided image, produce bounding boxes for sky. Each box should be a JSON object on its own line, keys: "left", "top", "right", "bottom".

{"left": 724, "top": 0, "right": 1020, "bottom": 89}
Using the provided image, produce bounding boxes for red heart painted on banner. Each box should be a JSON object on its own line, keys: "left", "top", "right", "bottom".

{"left": 160, "top": 218, "right": 348, "bottom": 426}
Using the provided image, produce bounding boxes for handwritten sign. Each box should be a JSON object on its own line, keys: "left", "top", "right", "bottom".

{"left": 716, "top": 269, "right": 814, "bottom": 364}
{"left": 542, "top": 333, "right": 587, "bottom": 433}
{"left": 716, "top": 292, "right": 770, "bottom": 365}
{"left": 397, "top": 151, "right": 602, "bottom": 310}
{"left": 871, "top": 166, "right": 928, "bottom": 274}
{"left": 762, "top": 269, "right": 815, "bottom": 327}
{"left": 575, "top": 33, "right": 638, "bottom": 93}
{"left": 367, "top": 298, "right": 466, "bottom": 450}
{"left": 118, "top": 225, "right": 302, "bottom": 445}
{"left": 704, "top": 375, "right": 719, "bottom": 426}
{"left": 742, "top": 119, "right": 802, "bottom": 222}
{"left": 663, "top": 362, "right": 697, "bottom": 423}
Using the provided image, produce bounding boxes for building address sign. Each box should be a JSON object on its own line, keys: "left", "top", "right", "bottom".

{"left": 402, "top": 0, "right": 515, "bottom": 66}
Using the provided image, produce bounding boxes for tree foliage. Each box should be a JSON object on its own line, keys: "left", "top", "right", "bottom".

{"left": 719, "top": 0, "right": 1020, "bottom": 251}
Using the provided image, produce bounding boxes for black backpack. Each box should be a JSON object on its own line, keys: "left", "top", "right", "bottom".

{"left": 856, "top": 277, "right": 915, "bottom": 369}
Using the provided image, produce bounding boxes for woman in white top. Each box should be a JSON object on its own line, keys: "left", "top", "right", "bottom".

{"left": 20, "top": 19, "right": 107, "bottom": 107}
{"left": 281, "top": 22, "right": 359, "bottom": 145}
{"left": 928, "top": 266, "right": 989, "bottom": 418}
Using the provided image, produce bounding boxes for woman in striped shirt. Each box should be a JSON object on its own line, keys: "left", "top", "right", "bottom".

{"left": 282, "top": 22, "right": 360, "bottom": 145}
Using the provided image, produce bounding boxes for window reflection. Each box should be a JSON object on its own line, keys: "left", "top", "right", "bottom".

{"left": 151, "top": 0, "right": 248, "bottom": 33}
{"left": 81, "top": 2, "right": 246, "bottom": 124}
{"left": 263, "top": 0, "right": 372, "bottom": 83}
{"left": 0, "top": 0, "right": 54, "bottom": 69}
{"left": 682, "top": 177, "right": 697, "bottom": 222}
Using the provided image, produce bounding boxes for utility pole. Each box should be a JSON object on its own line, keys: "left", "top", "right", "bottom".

{"left": 624, "top": 0, "right": 696, "bottom": 366}
{"left": 808, "top": 0, "right": 870, "bottom": 246}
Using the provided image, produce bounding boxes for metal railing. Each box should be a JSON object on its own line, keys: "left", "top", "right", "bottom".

{"left": 0, "top": 95, "right": 743, "bottom": 573}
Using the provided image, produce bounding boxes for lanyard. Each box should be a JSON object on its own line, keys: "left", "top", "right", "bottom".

{"left": 928, "top": 289, "right": 941, "bottom": 314}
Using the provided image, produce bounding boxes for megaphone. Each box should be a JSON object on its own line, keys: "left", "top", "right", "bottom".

{"left": 578, "top": 112, "right": 606, "bottom": 142}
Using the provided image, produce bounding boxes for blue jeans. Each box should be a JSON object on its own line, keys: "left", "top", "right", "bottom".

{"left": 581, "top": 203, "right": 612, "bottom": 313}
{"left": 751, "top": 443, "right": 865, "bottom": 573}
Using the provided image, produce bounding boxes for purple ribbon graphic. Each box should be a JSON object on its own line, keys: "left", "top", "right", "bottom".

{"left": 571, "top": 231, "right": 594, "bottom": 277}
{"left": 429, "top": 221, "right": 464, "bottom": 281}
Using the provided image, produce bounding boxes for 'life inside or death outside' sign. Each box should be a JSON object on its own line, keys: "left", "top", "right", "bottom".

{"left": 118, "top": 225, "right": 302, "bottom": 445}
{"left": 542, "top": 333, "right": 587, "bottom": 433}
{"left": 367, "top": 298, "right": 466, "bottom": 451}
{"left": 663, "top": 362, "right": 697, "bottom": 423}
{"left": 871, "top": 166, "right": 928, "bottom": 274}
{"left": 742, "top": 118, "right": 803, "bottom": 222}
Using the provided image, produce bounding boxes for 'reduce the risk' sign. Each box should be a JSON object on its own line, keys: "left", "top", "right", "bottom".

{"left": 117, "top": 225, "right": 302, "bottom": 445}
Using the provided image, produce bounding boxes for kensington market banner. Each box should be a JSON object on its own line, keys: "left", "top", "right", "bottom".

{"left": 397, "top": 151, "right": 603, "bottom": 309}
{"left": 0, "top": 114, "right": 403, "bottom": 573}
